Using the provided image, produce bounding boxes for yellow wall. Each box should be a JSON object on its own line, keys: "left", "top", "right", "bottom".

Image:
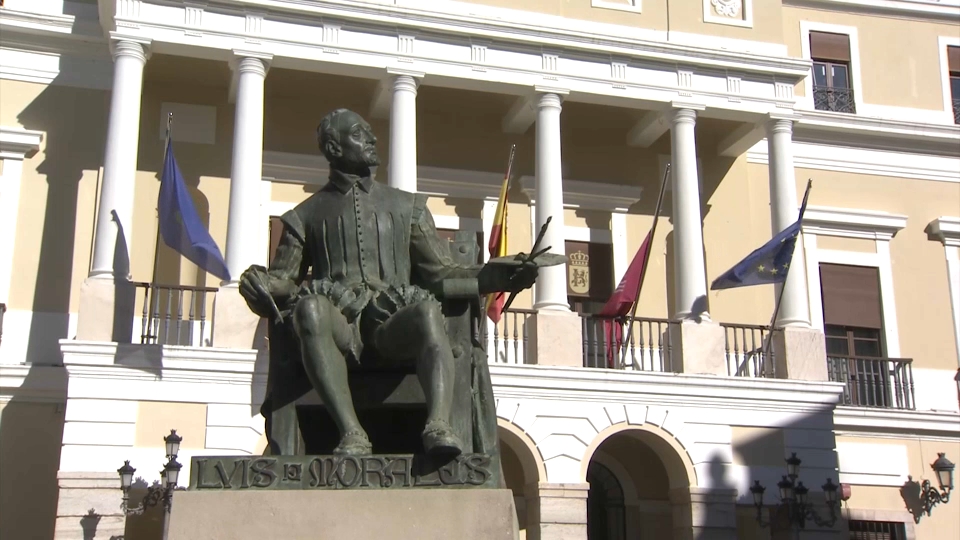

{"left": 837, "top": 435, "right": 960, "bottom": 540}
{"left": 799, "top": 170, "right": 960, "bottom": 369}
{"left": 782, "top": 7, "right": 956, "bottom": 109}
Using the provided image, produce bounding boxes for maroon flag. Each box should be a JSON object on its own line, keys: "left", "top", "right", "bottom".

{"left": 599, "top": 228, "right": 654, "bottom": 367}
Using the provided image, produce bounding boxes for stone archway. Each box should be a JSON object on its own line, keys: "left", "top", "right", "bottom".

{"left": 498, "top": 419, "right": 546, "bottom": 540}
{"left": 586, "top": 460, "right": 625, "bottom": 540}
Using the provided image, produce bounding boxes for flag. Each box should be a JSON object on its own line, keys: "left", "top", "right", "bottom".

{"left": 485, "top": 172, "right": 510, "bottom": 323}
{"left": 710, "top": 183, "right": 810, "bottom": 291}
{"left": 598, "top": 228, "right": 654, "bottom": 367}
{"left": 158, "top": 138, "right": 231, "bottom": 281}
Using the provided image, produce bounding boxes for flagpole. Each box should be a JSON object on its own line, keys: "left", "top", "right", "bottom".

{"left": 619, "top": 163, "right": 671, "bottom": 365}
{"left": 150, "top": 113, "right": 173, "bottom": 289}
{"left": 760, "top": 179, "right": 813, "bottom": 375}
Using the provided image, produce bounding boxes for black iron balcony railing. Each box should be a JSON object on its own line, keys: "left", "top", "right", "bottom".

{"left": 813, "top": 85, "right": 856, "bottom": 114}
{"left": 581, "top": 315, "right": 672, "bottom": 371}
{"left": 720, "top": 322, "right": 775, "bottom": 378}
{"left": 953, "top": 98, "right": 960, "bottom": 125}
{"left": 826, "top": 355, "right": 915, "bottom": 410}
{"left": 483, "top": 308, "right": 535, "bottom": 365}
{"left": 135, "top": 282, "right": 217, "bottom": 347}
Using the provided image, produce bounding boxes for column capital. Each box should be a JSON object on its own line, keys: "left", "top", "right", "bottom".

{"left": 390, "top": 73, "right": 420, "bottom": 95}
{"left": 386, "top": 67, "right": 425, "bottom": 79}
{"left": 230, "top": 50, "right": 273, "bottom": 76}
{"left": 108, "top": 34, "right": 151, "bottom": 63}
{"left": 765, "top": 116, "right": 795, "bottom": 135}
{"left": 536, "top": 92, "right": 563, "bottom": 111}
{"left": 668, "top": 105, "right": 702, "bottom": 125}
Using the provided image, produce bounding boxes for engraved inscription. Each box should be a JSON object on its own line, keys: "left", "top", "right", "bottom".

{"left": 193, "top": 454, "right": 493, "bottom": 490}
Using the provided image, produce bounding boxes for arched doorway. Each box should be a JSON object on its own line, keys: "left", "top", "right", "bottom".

{"left": 497, "top": 422, "right": 546, "bottom": 540}
{"left": 587, "top": 461, "right": 626, "bottom": 540}
{"left": 585, "top": 427, "right": 689, "bottom": 539}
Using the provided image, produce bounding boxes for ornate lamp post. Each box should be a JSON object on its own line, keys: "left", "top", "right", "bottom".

{"left": 914, "top": 452, "right": 954, "bottom": 523}
{"left": 750, "top": 453, "right": 840, "bottom": 530}
{"left": 117, "top": 429, "right": 183, "bottom": 515}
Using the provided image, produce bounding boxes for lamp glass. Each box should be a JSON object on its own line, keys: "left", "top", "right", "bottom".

{"left": 795, "top": 482, "right": 809, "bottom": 505}
{"left": 786, "top": 453, "right": 801, "bottom": 479}
{"left": 164, "top": 430, "right": 182, "bottom": 459}
{"left": 778, "top": 476, "right": 794, "bottom": 501}
{"left": 822, "top": 478, "right": 839, "bottom": 503}
{"left": 932, "top": 453, "right": 955, "bottom": 491}
{"left": 750, "top": 481, "right": 765, "bottom": 507}
{"left": 117, "top": 461, "right": 136, "bottom": 490}
{"left": 165, "top": 459, "right": 182, "bottom": 487}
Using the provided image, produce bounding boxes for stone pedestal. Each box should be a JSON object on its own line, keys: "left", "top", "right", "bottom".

{"left": 670, "top": 487, "right": 738, "bottom": 540}
{"left": 53, "top": 472, "right": 126, "bottom": 540}
{"left": 773, "top": 326, "right": 828, "bottom": 381}
{"left": 75, "top": 277, "right": 136, "bottom": 343}
{"left": 527, "top": 311, "right": 583, "bottom": 367}
{"left": 211, "top": 284, "right": 262, "bottom": 349}
{"left": 166, "top": 489, "right": 519, "bottom": 540}
{"left": 668, "top": 320, "right": 726, "bottom": 375}
{"left": 525, "top": 482, "right": 588, "bottom": 540}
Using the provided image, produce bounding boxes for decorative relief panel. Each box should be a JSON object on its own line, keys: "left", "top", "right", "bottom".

{"left": 184, "top": 3, "right": 203, "bottom": 37}
{"left": 398, "top": 35, "right": 415, "bottom": 61}
{"left": 542, "top": 53, "right": 558, "bottom": 72}
{"left": 726, "top": 76, "right": 741, "bottom": 102}
{"left": 703, "top": 0, "right": 752, "bottom": 28}
{"left": 322, "top": 24, "right": 340, "bottom": 54}
{"left": 471, "top": 44, "right": 487, "bottom": 72}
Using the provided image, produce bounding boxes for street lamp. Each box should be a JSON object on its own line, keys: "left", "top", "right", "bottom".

{"left": 751, "top": 453, "right": 839, "bottom": 530}
{"left": 914, "top": 452, "right": 954, "bottom": 523}
{"left": 117, "top": 429, "right": 183, "bottom": 515}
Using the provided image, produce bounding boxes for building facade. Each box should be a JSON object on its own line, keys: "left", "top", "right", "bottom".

{"left": 0, "top": 0, "right": 958, "bottom": 539}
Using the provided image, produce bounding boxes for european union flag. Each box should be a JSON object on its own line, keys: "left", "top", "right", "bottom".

{"left": 158, "top": 138, "right": 231, "bottom": 281}
{"left": 711, "top": 181, "right": 811, "bottom": 290}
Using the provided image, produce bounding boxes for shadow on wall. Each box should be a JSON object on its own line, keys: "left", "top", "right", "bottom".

{"left": 16, "top": 60, "right": 112, "bottom": 363}
{"left": 0, "top": 373, "right": 67, "bottom": 540}
{"left": 899, "top": 477, "right": 925, "bottom": 524}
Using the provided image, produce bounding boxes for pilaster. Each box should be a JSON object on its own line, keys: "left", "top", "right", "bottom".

{"left": 526, "top": 482, "right": 589, "bottom": 540}
{"left": 533, "top": 91, "right": 569, "bottom": 312}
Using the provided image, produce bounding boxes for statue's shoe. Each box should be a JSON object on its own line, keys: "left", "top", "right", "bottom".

{"left": 333, "top": 430, "right": 372, "bottom": 456}
{"left": 422, "top": 420, "right": 463, "bottom": 457}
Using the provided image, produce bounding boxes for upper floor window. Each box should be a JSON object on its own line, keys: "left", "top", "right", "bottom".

{"left": 810, "top": 31, "right": 856, "bottom": 114}
{"left": 948, "top": 45, "right": 960, "bottom": 124}
{"left": 848, "top": 519, "right": 907, "bottom": 540}
{"left": 820, "top": 263, "right": 884, "bottom": 358}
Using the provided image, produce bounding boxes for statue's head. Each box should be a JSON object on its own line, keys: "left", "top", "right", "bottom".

{"left": 317, "top": 108, "right": 380, "bottom": 174}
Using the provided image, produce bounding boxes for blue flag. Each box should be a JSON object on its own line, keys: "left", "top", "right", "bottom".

{"left": 158, "top": 138, "right": 231, "bottom": 281}
{"left": 711, "top": 181, "right": 811, "bottom": 291}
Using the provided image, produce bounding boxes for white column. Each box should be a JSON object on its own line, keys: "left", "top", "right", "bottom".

{"left": 533, "top": 92, "right": 568, "bottom": 311}
{"left": 89, "top": 39, "right": 149, "bottom": 279}
{"left": 669, "top": 107, "right": 709, "bottom": 321}
{"left": 388, "top": 74, "right": 420, "bottom": 193}
{"left": 767, "top": 118, "right": 810, "bottom": 327}
{"left": 224, "top": 53, "right": 270, "bottom": 283}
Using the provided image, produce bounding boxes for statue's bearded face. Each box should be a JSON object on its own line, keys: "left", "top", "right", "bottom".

{"left": 334, "top": 112, "right": 380, "bottom": 168}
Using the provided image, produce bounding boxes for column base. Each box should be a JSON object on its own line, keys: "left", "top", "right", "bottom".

{"left": 669, "top": 487, "right": 738, "bottom": 540}
{"left": 773, "top": 326, "right": 828, "bottom": 381}
{"left": 527, "top": 311, "right": 583, "bottom": 367}
{"left": 75, "top": 277, "right": 136, "bottom": 343}
{"left": 669, "top": 320, "right": 726, "bottom": 375}
{"left": 211, "top": 284, "right": 262, "bottom": 349}
{"left": 526, "top": 482, "right": 589, "bottom": 540}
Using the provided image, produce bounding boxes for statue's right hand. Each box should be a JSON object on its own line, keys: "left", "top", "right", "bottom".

{"left": 239, "top": 265, "right": 277, "bottom": 318}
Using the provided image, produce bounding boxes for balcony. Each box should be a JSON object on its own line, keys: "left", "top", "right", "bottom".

{"left": 133, "top": 282, "right": 217, "bottom": 347}
{"left": 813, "top": 85, "right": 856, "bottom": 114}
{"left": 826, "top": 355, "right": 915, "bottom": 410}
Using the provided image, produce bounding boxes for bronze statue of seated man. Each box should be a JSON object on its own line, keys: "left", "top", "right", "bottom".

{"left": 239, "top": 108, "right": 548, "bottom": 458}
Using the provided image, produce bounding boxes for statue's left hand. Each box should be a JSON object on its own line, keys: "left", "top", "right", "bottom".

{"left": 477, "top": 262, "right": 539, "bottom": 295}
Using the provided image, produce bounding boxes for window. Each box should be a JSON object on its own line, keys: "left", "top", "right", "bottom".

{"left": 949, "top": 45, "right": 960, "bottom": 124}
{"left": 566, "top": 241, "right": 614, "bottom": 315}
{"left": 849, "top": 520, "right": 907, "bottom": 540}
{"left": 810, "top": 31, "right": 856, "bottom": 113}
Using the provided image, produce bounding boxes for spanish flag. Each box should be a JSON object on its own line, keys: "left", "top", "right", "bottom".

{"left": 486, "top": 145, "right": 515, "bottom": 323}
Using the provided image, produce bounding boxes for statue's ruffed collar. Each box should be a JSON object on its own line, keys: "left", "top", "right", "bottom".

{"left": 327, "top": 169, "right": 374, "bottom": 193}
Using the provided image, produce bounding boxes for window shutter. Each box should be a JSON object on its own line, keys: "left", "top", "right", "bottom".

{"left": 810, "top": 31, "right": 851, "bottom": 63}
{"left": 949, "top": 45, "right": 960, "bottom": 73}
{"left": 819, "top": 264, "right": 882, "bottom": 329}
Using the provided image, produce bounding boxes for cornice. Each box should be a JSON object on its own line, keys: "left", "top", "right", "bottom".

{"left": 0, "top": 126, "right": 43, "bottom": 159}
{"left": 803, "top": 206, "right": 908, "bottom": 241}
{"left": 784, "top": 0, "right": 960, "bottom": 21}
{"left": 0, "top": 364, "right": 67, "bottom": 403}
{"left": 833, "top": 406, "right": 960, "bottom": 439}
{"left": 488, "top": 363, "right": 845, "bottom": 411}
{"left": 793, "top": 109, "right": 960, "bottom": 157}
{"left": 522, "top": 177, "right": 643, "bottom": 213}
{"left": 147, "top": 0, "right": 811, "bottom": 80}
{"left": 927, "top": 216, "right": 960, "bottom": 248}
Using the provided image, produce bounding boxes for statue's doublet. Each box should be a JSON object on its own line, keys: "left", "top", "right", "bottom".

{"left": 273, "top": 170, "right": 477, "bottom": 362}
